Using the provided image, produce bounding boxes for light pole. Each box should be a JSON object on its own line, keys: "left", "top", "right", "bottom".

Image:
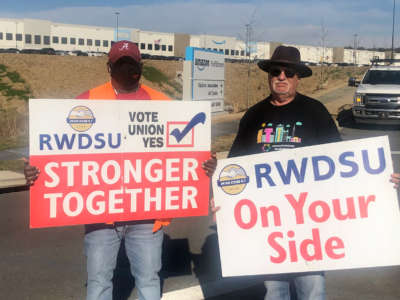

{"left": 392, "top": 0, "right": 396, "bottom": 59}
{"left": 15, "top": 21, "right": 18, "bottom": 49}
{"left": 115, "top": 12, "right": 120, "bottom": 41}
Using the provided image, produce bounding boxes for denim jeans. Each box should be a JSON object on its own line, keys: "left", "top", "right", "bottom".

{"left": 84, "top": 223, "right": 164, "bottom": 300}
{"left": 264, "top": 274, "right": 325, "bottom": 300}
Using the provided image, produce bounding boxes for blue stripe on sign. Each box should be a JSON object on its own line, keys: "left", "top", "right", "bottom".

{"left": 185, "top": 47, "right": 194, "bottom": 61}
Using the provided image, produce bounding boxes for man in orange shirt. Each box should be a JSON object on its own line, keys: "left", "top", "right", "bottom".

{"left": 25, "top": 41, "right": 216, "bottom": 300}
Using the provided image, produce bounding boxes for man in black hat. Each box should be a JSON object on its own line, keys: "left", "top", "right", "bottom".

{"left": 228, "top": 45, "right": 341, "bottom": 299}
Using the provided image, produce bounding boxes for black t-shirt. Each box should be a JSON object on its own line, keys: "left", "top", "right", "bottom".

{"left": 229, "top": 93, "right": 341, "bottom": 157}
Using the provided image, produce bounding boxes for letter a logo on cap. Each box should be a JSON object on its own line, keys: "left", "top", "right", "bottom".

{"left": 109, "top": 40, "right": 141, "bottom": 63}
{"left": 120, "top": 42, "right": 129, "bottom": 51}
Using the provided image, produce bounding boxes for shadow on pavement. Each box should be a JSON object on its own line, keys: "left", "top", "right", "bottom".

{"left": 192, "top": 225, "right": 268, "bottom": 299}
{"left": 112, "top": 229, "right": 268, "bottom": 300}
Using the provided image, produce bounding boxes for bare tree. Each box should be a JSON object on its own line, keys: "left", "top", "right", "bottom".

{"left": 319, "top": 18, "right": 328, "bottom": 89}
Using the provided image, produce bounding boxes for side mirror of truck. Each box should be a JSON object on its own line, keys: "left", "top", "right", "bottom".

{"left": 348, "top": 77, "right": 360, "bottom": 87}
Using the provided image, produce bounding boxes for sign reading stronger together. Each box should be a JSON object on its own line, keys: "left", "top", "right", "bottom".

{"left": 213, "top": 136, "right": 400, "bottom": 276}
{"left": 29, "top": 99, "right": 211, "bottom": 228}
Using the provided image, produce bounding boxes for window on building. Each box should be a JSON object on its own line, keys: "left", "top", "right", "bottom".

{"left": 154, "top": 44, "right": 160, "bottom": 51}
{"left": 134, "top": 42, "right": 138, "bottom": 46}
{"left": 241, "top": 50, "right": 245, "bottom": 56}
{"left": 230, "top": 49, "right": 235, "bottom": 55}
{"left": 219, "top": 49, "right": 223, "bottom": 53}
{"left": 16, "top": 34, "right": 22, "bottom": 41}
{"left": 103, "top": 40, "right": 108, "bottom": 47}
{"left": 44, "top": 36, "right": 50, "bottom": 45}
{"left": 213, "top": 48, "right": 217, "bottom": 51}
{"left": 140, "top": 43, "right": 145, "bottom": 50}
{"left": 225, "top": 49, "right": 229, "bottom": 55}
{"left": 6, "top": 33, "right": 13, "bottom": 40}
{"left": 79, "top": 38, "right": 84, "bottom": 46}
{"left": 148, "top": 44, "right": 153, "bottom": 50}
{"left": 52, "top": 36, "right": 59, "bottom": 44}
{"left": 0, "top": 33, "right": 3, "bottom": 40}
{"left": 87, "top": 39, "right": 93, "bottom": 46}
{"left": 168, "top": 45, "right": 173, "bottom": 52}
{"left": 95, "top": 40, "right": 100, "bottom": 46}
{"left": 34, "top": 35, "right": 41, "bottom": 44}
{"left": 161, "top": 45, "right": 166, "bottom": 51}
{"left": 235, "top": 50, "right": 239, "bottom": 56}
{"left": 70, "top": 38, "right": 76, "bottom": 45}
{"left": 25, "top": 34, "right": 31, "bottom": 44}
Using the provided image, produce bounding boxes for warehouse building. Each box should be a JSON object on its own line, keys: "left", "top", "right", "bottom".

{"left": 0, "top": 17, "right": 396, "bottom": 64}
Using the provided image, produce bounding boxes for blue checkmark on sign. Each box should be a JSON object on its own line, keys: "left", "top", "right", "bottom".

{"left": 170, "top": 112, "right": 206, "bottom": 143}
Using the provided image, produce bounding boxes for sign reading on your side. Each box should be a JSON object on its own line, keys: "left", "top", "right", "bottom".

{"left": 213, "top": 136, "right": 400, "bottom": 277}
{"left": 29, "top": 99, "right": 211, "bottom": 228}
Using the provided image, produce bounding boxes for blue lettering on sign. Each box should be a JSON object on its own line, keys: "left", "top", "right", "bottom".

{"left": 255, "top": 163, "right": 276, "bottom": 188}
{"left": 339, "top": 151, "right": 358, "bottom": 177}
{"left": 253, "top": 147, "right": 387, "bottom": 189}
{"left": 274, "top": 158, "right": 308, "bottom": 185}
{"left": 312, "top": 155, "right": 335, "bottom": 181}
{"left": 39, "top": 133, "right": 121, "bottom": 150}
{"left": 362, "top": 147, "right": 385, "bottom": 174}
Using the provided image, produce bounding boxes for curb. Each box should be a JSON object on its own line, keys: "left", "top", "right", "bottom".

{"left": 0, "top": 170, "right": 26, "bottom": 189}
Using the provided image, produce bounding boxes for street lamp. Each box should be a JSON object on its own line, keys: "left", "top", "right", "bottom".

{"left": 391, "top": 0, "right": 396, "bottom": 59}
{"left": 115, "top": 12, "right": 120, "bottom": 41}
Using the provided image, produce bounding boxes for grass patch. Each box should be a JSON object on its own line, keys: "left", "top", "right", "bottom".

{"left": 0, "top": 159, "right": 24, "bottom": 173}
{"left": 142, "top": 65, "right": 169, "bottom": 85}
{"left": 0, "top": 135, "right": 28, "bottom": 151}
{"left": 142, "top": 65, "right": 182, "bottom": 97}
{"left": 0, "top": 64, "right": 32, "bottom": 101}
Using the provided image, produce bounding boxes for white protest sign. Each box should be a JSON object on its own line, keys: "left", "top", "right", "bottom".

{"left": 212, "top": 136, "right": 400, "bottom": 277}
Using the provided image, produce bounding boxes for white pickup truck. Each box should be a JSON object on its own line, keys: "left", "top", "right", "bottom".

{"left": 349, "top": 59, "right": 400, "bottom": 124}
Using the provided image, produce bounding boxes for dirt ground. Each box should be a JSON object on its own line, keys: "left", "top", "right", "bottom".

{"left": 0, "top": 53, "right": 366, "bottom": 107}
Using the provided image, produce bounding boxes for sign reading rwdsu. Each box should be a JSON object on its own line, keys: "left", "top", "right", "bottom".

{"left": 29, "top": 99, "right": 211, "bottom": 228}
{"left": 212, "top": 136, "right": 400, "bottom": 277}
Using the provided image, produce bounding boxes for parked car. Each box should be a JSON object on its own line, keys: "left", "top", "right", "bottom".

{"left": 0, "top": 48, "right": 20, "bottom": 53}
{"left": 39, "top": 48, "right": 56, "bottom": 55}
{"left": 55, "top": 50, "right": 69, "bottom": 56}
{"left": 71, "top": 50, "right": 88, "bottom": 56}
{"left": 20, "top": 49, "right": 41, "bottom": 54}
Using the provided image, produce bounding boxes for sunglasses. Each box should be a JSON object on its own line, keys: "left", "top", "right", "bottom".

{"left": 269, "top": 67, "right": 297, "bottom": 78}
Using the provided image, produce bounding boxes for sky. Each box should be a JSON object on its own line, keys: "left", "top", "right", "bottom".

{"left": 1, "top": 0, "right": 399, "bottom": 48}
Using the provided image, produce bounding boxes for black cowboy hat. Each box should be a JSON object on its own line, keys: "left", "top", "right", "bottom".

{"left": 258, "top": 45, "right": 312, "bottom": 78}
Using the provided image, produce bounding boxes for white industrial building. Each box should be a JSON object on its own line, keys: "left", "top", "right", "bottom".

{"left": 0, "top": 17, "right": 395, "bottom": 64}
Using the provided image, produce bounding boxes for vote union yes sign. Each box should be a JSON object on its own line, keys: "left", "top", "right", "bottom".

{"left": 213, "top": 136, "right": 400, "bottom": 276}
{"left": 29, "top": 99, "right": 211, "bottom": 228}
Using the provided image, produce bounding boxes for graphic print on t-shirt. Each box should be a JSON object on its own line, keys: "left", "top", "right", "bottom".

{"left": 257, "top": 121, "right": 303, "bottom": 152}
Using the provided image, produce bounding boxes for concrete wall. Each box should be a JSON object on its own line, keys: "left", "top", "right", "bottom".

{"left": 343, "top": 49, "right": 385, "bottom": 65}
{"left": 138, "top": 30, "right": 175, "bottom": 56}
{"left": 50, "top": 23, "right": 114, "bottom": 52}
{"left": 174, "top": 33, "right": 190, "bottom": 58}
{"left": 190, "top": 34, "right": 247, "bottom": 59}
{"left": 283, "top": 43, "right": 333, "bottom": 64}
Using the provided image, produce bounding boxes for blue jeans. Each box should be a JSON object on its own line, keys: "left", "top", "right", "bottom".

{"left": 84, "top": 223, "right": 164, "bottom": 300}
{"left": 264, "top": 274, "right": 325, "bottom": 300}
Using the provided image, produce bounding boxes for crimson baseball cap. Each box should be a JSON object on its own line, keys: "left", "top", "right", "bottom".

{"left": 108, "top": 40, "right": 141, "bottom": 64}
